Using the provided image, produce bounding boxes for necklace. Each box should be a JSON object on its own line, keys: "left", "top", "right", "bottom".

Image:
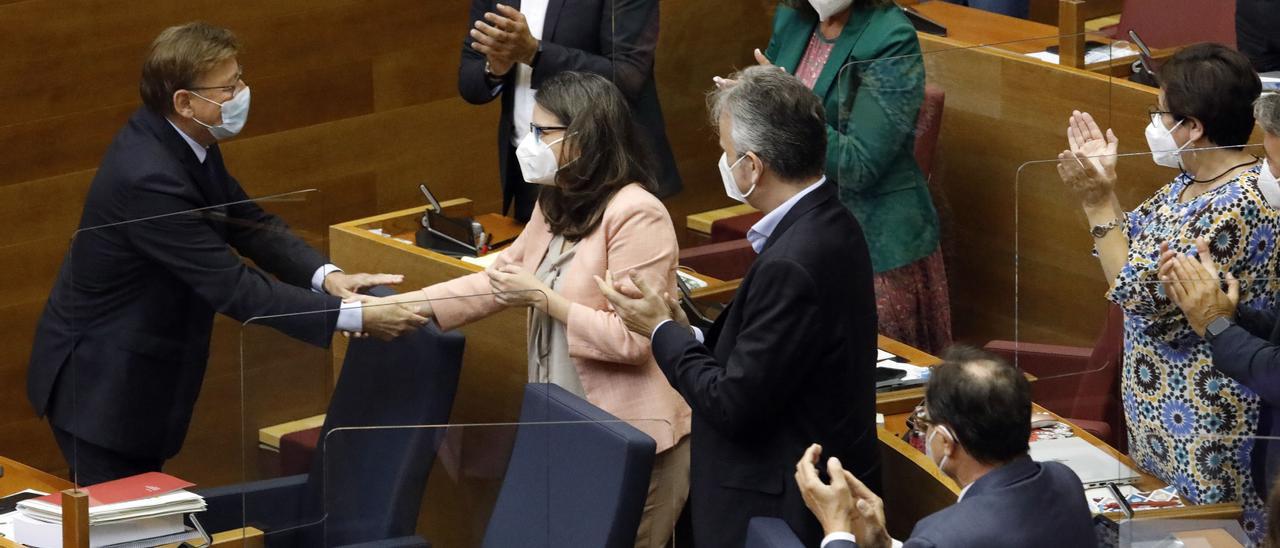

{"left": 1186, "top": 157, "right": 1260, "bottom": 184}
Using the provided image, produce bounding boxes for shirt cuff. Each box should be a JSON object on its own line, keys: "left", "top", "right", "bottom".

{"left": 312, "top": 264, "right": 343, "bottom": 293}
{"left": 651, "top": 320, "right": 703, "bottom": 344}
{"left": 337, "top": 301, "right": 363, "bottom": 332}
{"left": 821, "top": 532, "right": 857, "bottom": 548}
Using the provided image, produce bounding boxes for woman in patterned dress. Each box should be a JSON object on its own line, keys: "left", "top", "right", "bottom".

{"left": 1058, "top": 43, "right": 1272, "bottom": 542}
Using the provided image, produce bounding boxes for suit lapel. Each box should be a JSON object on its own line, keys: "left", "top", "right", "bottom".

{"left": 542, "top": 0, "right": 567, "bottom": 41}
{"left": 810, "top": 9, "right": 872, "bottom": 105}
{"left": 758, "top": 181, "right": 836, "bottom": 255}
{"left": 773, "top": 10, "right": 814, "bottom": 74}
{"left": 138, "top": 108, "right": 217, "bottom": 205}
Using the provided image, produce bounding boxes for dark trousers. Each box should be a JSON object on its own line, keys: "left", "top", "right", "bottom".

{"left": 503, "top": 143, "right": 541, "bottom": 223}
{"left": 51, "top": 424, "right": 164, "bottom": 486}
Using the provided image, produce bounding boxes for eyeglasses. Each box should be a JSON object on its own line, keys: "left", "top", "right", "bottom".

{"left": 189, "top": 67, "right": 245, "bottom": 96}
{"left": 902, "top": 400, "right": 934, "bottom": 448}
{"left": 530, "top": 123, "right": 568, "bottom": 142}
{"left": 1147, "top": 105, "right": 1179, "bottom": 125}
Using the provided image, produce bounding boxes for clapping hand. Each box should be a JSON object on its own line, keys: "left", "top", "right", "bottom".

{"left": 1158, "top": 237, "right": 1239, "bottom": 337}
{"left": 1057, "top": 110, "right": 1119, "bottom": 207}
{"left": 470, "top": 4, "right": 539, "bottom": 77}
{"left": 594, "top": 270, "right": 674, "bottom": 337}
{"left": 795, "top": 444, "right": 890, "bottom": 548}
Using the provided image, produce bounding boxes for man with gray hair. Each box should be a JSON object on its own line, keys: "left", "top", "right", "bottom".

{"left": 1156, "top": 91, "right": 1280, "bottom": 502}
{"left": 598, "top": 65, "right": 880, "bottom": 548}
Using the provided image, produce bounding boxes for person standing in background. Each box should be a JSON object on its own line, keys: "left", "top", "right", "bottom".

{"left": 1237, "top": 0, "right": 1280, "bottom": 74}
{"left": 742, "top": 0, "right": 951, "bottom": 353}
{"left": 458, "top": 0, "right": 682, "bottom": 223}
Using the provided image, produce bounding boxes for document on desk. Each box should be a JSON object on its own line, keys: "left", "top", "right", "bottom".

{"left": 1262, "top": 72, "right": 1280, "bottom": 91}
{"left": 1030, "top": 437, "right": 1141, "bottom": 487}
{"left": 1026, "top": 43, "right": 1139, "bottom": 65}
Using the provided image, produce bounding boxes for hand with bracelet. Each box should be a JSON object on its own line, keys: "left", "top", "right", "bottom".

{"left": 1058, "top": 110, "right": 1128, "bottom": 285}
{"left": 1158, "top": 237, "right": 1239, "bottom": 338}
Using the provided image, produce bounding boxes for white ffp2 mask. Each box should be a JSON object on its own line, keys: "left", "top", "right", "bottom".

{"left": 1144, "top": 115, "right": 1189, "bottom": 169}
{"left": 516, "top": 133, "right": 566, "bottom": 186}
{"left": 1258, "top": 159, "right": 1280, "bottom": 209}
{"left": 808, "top": 0, "right": 853, "bottom": 20}
{"left": 719, "top": 153, "right": 755, "bottom": 203}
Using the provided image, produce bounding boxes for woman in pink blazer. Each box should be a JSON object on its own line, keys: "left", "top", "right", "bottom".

{"left": 371, "top": 72, "right": 690, "bottom": 548}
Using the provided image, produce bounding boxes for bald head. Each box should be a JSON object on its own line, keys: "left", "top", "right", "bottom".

{"left": 925, "top": 346, "right": 1032, "bottom": 464}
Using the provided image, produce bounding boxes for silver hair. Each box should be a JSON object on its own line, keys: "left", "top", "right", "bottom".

{"left": 1257, "top": 93, "right": 1280, "bottom": 136}
{"left": 707, "top": 65, "right": 827, "bottom": 181}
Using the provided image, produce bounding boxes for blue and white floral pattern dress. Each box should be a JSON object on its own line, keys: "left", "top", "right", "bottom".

{"left": 1110, "top": 165, "right": 1278, "bottom": 543}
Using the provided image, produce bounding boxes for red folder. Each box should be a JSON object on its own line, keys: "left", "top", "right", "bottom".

{"left": 33, "top": 472, "right": 194, "bottom": 507}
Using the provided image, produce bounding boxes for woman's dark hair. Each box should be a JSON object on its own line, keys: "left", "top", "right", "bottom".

{"left": 780, "top": 0, "right": 894, "bottom": 16}
{"left": 1159, "top": 43, "right": 1261, "bottom": 147}
{"left": 924, "top": 345, "right": 1031, "bottom": 465}
{"left": 534, "top": 71, "right": 657, "bottom": 241}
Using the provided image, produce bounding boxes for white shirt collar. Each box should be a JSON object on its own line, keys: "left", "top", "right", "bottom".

{"left": 166, "top": 118, "right": 209, "bottom": 164}
{"left": 957, "top": 481, "right": 974, "bottom": 502}
{"left": 745, "top": 177, "right": 826, "bottom": 254}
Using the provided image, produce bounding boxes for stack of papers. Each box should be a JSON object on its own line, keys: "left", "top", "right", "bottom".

{"left": 13, "top": 473, "right": 206, "bottom": 548}
{"left": 16, "top": 473, "right": 205, "bottom": 525}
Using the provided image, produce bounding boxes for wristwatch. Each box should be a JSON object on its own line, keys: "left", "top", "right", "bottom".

{"left": 529, "top": 40, "right": 544, "bottom": 67}
{"left": 1090, "top": 217, "right": 1125, "bottom": 239}
{"left": 1204, "top": 315, "right": 1234, "bottom": 342}
{"left": 484, "top": 60, "right": 503, "bottom": 84}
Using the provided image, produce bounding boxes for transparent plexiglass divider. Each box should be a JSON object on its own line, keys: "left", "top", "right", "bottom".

{"left": 1017, "top": 141, "right": 1274, "bottom": 546}
{"left": 49, "top": 188, "right": 322, "bottom": 544}
{"left": 238, "top": 289, "right": 679, "bottom": 546}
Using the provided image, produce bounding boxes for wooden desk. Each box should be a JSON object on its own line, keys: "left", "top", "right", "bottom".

{"left": 0, "top": 456, "right": 264, "bottom": 548}
{"left": 907, "top": 0, "right": 1151, "bottom": 74}
{"left": 871, "top": 340, "right": 1241, "bottom": 539}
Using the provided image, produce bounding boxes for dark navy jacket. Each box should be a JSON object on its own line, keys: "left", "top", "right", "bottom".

{"left": 27, "top": 107, "right": 341, "bottom": 459}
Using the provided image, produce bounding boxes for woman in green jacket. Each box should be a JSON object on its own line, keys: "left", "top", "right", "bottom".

{"left": 753, "top": 0, "right": 950, "bottom": 352}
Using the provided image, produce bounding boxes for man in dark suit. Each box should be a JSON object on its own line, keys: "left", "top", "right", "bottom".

{"left": 796, "top": 347, "right": 1096, "bottom": 548}
{"left": 27, "top": 22, "right": 429, "bottom": 487}
{"left": 459, "top": 0, "right": 681, "bottom": 222}
{"left": 598, "top": 65, "right": 880, "bottom": 548}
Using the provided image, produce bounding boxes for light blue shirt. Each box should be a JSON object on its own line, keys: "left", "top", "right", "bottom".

{"left": 745, "top": 177, "right": 827, "bottom": 254}
{"left": 652, "top": 177, "right": 827, "bottom": 343}
{"left": 165, "top": 119, "right": 362, "bottom": 332}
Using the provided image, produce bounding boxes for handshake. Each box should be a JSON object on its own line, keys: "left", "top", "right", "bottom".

{"left": 322, "top": 271, "right": 433, "bottom": 341}
{"left": 351, "top": 293, "right": 433, "bottom": 341}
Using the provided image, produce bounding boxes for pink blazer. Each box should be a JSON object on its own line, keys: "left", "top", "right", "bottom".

{"left": 422, "top": 184, "right": 692, "bottom": 452}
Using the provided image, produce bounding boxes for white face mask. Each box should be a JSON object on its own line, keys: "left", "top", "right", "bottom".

{"left": 516, "top": 132, "right": 567, "bottom": 186}
{"left": 190, "top": 86, "right": 251, "bottom": 141}
{"left": 1144, "top": 114, "right": 1189, "bottom": 169}
{"left": 1258, "top": 158, "right": 1280, "bottom": 209}
{"left": 808, "top": 0, "right": 853, "bottom": 20}
{"left": 925, "top": 424, "right": 953, "bottom": 475}
{"left": 719, "top": 152, "right": 756, "bottom": 203}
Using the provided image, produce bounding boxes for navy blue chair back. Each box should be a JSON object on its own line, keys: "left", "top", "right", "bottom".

{"left": 300, "top": 287, "right": 465, "bottom": 546}
{"left": 482, "top": 383, "right": 656, "bottom": 548}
